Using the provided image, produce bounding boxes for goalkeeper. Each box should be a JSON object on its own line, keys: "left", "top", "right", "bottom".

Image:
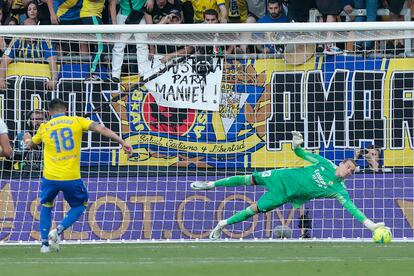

{"left": 24, "top": 99, "right": 133, "bottom": 253}
{"left": 191, "top": 131, "right": 386, "bottom": 240}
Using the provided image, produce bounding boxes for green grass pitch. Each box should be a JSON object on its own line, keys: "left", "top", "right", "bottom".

{"left": 1, "top": 242, "right": 413, "bottom": 276}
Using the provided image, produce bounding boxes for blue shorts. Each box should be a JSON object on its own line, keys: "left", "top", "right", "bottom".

{"left": 40, "top": 178, "right": 88, "bottom": 208}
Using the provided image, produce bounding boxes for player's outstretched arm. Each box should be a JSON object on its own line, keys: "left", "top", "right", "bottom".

{"left": 291, "top": 131, "right": 324, "bottom": 164}
{"left": 363, "top": 219, "right": 385, "bottom": 232}
{"left": 339, "top": 194, "right": 386, "bottom": 232}
{"left": 89, "top": 123, "right": 133, "bottom": 155}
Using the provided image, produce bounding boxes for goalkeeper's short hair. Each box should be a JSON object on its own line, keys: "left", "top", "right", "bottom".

{"left": 343, "top": 158, "right": 357, "bottom": 166}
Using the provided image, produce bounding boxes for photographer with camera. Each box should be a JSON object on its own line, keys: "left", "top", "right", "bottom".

{"left": 14, "top": 109, "right": 46, "bottom": 176}
{"left": 108, "top": 0, "right": 153, "bottom": 83}
{"left": 354, "top": 145, "right": 383, "bottom": 172}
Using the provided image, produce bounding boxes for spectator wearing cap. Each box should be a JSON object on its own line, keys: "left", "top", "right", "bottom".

{"left": 153, "top": 8, "right": 194, "bottom": 63}
{"left": 147, "top": 0, "right": 182, "bottom": 61}
{"left": 147, "top": 0, "right": 181, "bottom": 24}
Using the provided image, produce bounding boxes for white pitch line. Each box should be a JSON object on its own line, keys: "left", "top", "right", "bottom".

{"left": 2, "top": 256, "right": 414, "bottom": 266}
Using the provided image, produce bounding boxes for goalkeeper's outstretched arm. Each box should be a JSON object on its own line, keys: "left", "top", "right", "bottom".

{"left": 338, "top": 194, "right": 385, "bottom": 232}
{"left": 291, "top": 131, "right": 326, "bottom": 164}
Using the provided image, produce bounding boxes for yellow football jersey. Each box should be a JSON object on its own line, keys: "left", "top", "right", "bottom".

{"left": 226, "top": 0, "right": 248, "bottom": 23}
{"left": 80, "top": 0, "right": 105, "bottom": 18}
{"left": 184, "top": 0, "right": 226, "bottom": 22}
{"left": 32, "top": 114, "right": 93, "bottom": 181}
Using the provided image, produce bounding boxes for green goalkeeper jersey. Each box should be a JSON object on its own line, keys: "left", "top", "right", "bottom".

{"left": 254, "top": 147, "right": 367, "bottom": 223}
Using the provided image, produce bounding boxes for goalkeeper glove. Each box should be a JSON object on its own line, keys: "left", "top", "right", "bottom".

{"left": 363, "top": 219, "right": 385, "bottom": 232}
{"left": 291, "top": 131, "right": 304, "bottom": 149}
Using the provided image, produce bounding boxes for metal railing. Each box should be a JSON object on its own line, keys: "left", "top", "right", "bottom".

{"left": 309, "top": 8, "right": 412, "bottom": 54}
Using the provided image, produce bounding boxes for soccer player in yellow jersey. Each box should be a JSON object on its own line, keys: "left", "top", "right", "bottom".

{"left": 24, "top": 98, "right": 133, "bottom": 253}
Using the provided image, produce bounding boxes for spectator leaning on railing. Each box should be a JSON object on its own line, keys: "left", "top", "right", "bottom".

{"left": 146, "top": 0, "right": 182, "bottom": 61}
{"left": 0, "top": 18, "right": 58, "bottom": 90}
{"left": 108, "top": 0, "right": 153, "bottom": 83}
{"left": 153, "top": 8, "right": 194, "bottom": 64}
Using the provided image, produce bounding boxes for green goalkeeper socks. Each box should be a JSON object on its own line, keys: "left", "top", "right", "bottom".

{"left": 214, "top": 175, "right": 251, "bottom": 187}
{"left": 226, "top": 206, "right": 257, "bottom": 225}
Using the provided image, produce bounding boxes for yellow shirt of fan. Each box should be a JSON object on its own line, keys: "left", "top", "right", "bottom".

{"left": 226, "top": 0, "right": 248, "bottom": 23}
{"left": 183, "top": 0, "right": 226, "bottom": 22}
{"left": 80, "top": 0, "right": 105, "bottom": 18}
{"left": 32, "top": 114, "right": 93, "bottom": 181}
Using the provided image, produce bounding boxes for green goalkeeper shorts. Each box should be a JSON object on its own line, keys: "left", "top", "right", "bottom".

{"left": 253, "top": 170, "right": 289, "bottom": 213}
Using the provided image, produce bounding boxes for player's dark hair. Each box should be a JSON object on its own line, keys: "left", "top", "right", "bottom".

{"left": 48, "top": 98, "right": 67, "bottom": 112}
{"left": 204, "top": 9, "right": 219, "bottom": 19}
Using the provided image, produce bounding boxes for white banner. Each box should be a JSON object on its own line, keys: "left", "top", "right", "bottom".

{"left": 145, "top": 56, "right": 223, "bottom": 111}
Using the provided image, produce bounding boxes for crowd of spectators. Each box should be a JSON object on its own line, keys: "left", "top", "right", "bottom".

{"left": 0, "top": 0, "right": 412, "bottom": 84}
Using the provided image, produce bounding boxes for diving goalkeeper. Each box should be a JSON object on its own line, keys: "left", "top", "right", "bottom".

{"left": 191, "top": 131, "right": 386, "bottom": 240}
